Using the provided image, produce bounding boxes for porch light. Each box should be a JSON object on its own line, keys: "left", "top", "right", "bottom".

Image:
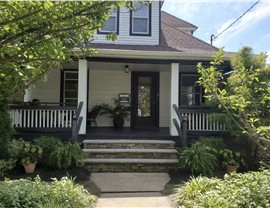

{"left": 124, "top": 65, "right": 130, "bottom": 73}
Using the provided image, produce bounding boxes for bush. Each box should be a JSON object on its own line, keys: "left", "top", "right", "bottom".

{"left": 196, "top": 136, "right": 226, "bottom": 151}
{"left": 0, "top": 159, "right": 16, "bottom": 177}
{"left": 49, "top": 141, "right": 85, "bottom": 169}
{"left": 176, "top": 169, "right": 270, "bottom": 208}
{"left": 34, "top": 136, "right": 62, "bottom": 168}
{"left": 178, "top": 142, "right": 218, "bottom": 176}
{"left": 0, "top": 176, "right": 96, "bottom": 208}
{"left": 0, "top": 103, "right": 15, "bottom": 159}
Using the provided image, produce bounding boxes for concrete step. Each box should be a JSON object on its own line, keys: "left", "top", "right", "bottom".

{"left": 83, "top": 139, "right": 176, "bottom": 149}
{"left": 83, "top": 148, "right": 178, "bottom": 159}
{"left": 84, "top": 158, "right": 178, "bottom": 172}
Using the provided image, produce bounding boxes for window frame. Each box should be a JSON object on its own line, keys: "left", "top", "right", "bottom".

{"left": 62, "top": 71, "right": 78, "bottom": 105}
{"left": 179, "top": 74, "right": 204, "bottom": 107}
{"left": 98, "top": 9, "right": 119, "bottom": 35}
{"left": 130, "top": 2, "right": 151, "bottom": 36}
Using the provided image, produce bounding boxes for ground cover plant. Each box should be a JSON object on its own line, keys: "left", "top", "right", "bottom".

{"left": 176, "top": 168, "right": 270, "bottom": 208}
{"left": 0, "top": 176, "right": 96, "bottom": 208}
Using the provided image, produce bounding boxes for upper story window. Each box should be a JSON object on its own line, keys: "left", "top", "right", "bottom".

{"left": 180, "top": 74, "right": 204, "bottom": 106}
{"left": 130, "top": 2, "right": 151, "bottom": 36}
{"left": 99, "top": 10, "right": 119, "bottom": 34}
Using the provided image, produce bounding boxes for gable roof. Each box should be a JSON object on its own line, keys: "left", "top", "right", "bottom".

{"left": 90, "top": 10, "right": 218, "bottom": 54}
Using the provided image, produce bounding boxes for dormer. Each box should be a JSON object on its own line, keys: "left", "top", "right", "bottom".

{"left": 92, "top": 1, "right": 161, "bottom": 46}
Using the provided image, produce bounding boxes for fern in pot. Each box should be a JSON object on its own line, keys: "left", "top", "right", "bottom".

{"left": 98, "top": 98, "right": 131, "bottom": 128}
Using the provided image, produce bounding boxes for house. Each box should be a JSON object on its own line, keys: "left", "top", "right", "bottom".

{"left": 11, "top": 1, "right": 230, "bottom": 171}
{"left": 10, "top": 1, "right": 231, "bottom": 171}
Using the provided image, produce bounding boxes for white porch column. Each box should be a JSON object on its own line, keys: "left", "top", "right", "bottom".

{"left": 78, "top": 59, "right": 88, "bottom": 134}
{"left": 170, "top": 63, "right": 180, "bottom": 136}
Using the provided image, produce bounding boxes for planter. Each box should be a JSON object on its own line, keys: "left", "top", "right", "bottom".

{"left": 24, "top": 162, "right": 37, "bottom": 173}
{"left": 113, "top": 117, "right": 124, "bottom": 128}
{"left": 226, "top": 165, "right": 238, "bottom": 173}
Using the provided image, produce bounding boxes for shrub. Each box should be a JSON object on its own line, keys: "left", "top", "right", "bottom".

{"left": 34, "top": 136, "right": 62, "bottom": 168}
{"left": 220, "top": 148, "right": 245, "bottom": 168}
{"left": 0, "top": 159, "right": 16, "bottom": 177}
{"left": 0, "top": 176, "right": 96, "bottom": 208}
{"left": 0, "top": 103, "right": 15, "bottom": 160}
{"left": 178, "top": 142, "right": 218, "bottom": 176}
{"left": 49, "top": 141, "right": 85, "bottom": 169}
{"left": 176, "top": 169, "right": 270, "bottom": 208}
{"left": 196, "top": 136, "right": 226, "bottom": 151}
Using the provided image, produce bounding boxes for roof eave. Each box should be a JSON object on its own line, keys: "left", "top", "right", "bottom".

{"left": 73, "top": 48, "right": 233, "bottom": 61}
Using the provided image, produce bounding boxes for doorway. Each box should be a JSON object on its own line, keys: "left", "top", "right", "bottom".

{"left": 131, "top": 72, "right": 159, "bottom": 127}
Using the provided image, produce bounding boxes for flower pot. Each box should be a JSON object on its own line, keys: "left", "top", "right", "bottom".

{"left": 24, "top": 162, "right": 36, "bottom": 173}
{"left": 113, "top": 117, "right": 124, "bottom": 128}
{"left": 226, "top": 165, "right": 238, "bottom": 173}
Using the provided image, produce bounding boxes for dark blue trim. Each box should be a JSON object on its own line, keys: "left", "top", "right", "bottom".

{"left": 97, "top": 9, "right": 119, "bottom": 35}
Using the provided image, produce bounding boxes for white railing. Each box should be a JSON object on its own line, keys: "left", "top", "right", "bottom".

{"left": 9, "top": 103, "right": 76, "bottom": 129}
{"left": 179, "top": 108, "right": 225, "bottom": 132}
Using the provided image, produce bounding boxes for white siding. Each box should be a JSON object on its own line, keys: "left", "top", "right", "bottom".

{"left": 159, "top": 71, "right": 170, "bottom": 127}
{"left": 88, "top": 70, "right": 131, "bottom": 127}
{"left": 93, "top": 2, "right": 160, "bottom": 46}
{"left": 24, "top": 68, "right": 60, "bottom": 102}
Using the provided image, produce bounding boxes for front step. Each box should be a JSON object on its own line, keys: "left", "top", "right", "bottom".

{"left": 83, "top": 140, "right": 179, "bottom": 172}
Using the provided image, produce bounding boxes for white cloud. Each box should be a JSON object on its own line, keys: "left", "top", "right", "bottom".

{"left": 214, "top": 2, "right": 270, "bottom": 46}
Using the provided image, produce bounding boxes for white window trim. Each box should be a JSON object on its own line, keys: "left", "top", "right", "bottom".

{"left": 63, "top": 71, "right": 78, "bottom": 104}
{"left": 131, "top": 3, "right": 150, "bottom": 35}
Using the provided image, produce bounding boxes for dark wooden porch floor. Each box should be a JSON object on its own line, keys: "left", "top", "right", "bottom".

{"left": 15, "top": 127, "right": 174, "bottom": 142}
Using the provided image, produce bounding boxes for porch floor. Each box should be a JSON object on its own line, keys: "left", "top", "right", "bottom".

{"left": 15, "top": 127, "right": 173, "bottom": 142}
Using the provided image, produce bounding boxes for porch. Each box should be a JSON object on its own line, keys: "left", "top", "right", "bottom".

{"left": 10, "top": 102, "right": 225, "bottom": 145}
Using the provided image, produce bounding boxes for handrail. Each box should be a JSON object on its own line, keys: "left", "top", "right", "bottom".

{"left": 72, "top": 101, "right": 83, "bottom": 140}
{"left": 173, "top": 104, "right": 187, "bottom": 147}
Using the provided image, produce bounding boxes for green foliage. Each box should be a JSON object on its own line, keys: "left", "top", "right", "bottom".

{"left": 8, "top": 138, "right": 42, "bottom": 165}
{"left": 197, "top": 136, "right": 226, "bottom": 151}
{"left": 0, "top": 103, "right": 14, "bottom": 159}
{"left": 197, "top": 47, "right": 270, "bottom": 162}
{"left": 49, "top": 141, "right": 85, "bottom": 169}
{"left": 178, "top": 142, "right": 218, "bottom": 176}
{"left": 176, "top": 169, "right": 270, "bottom": 208}
{"left": 98, "top": 98, "right": 131, "bottom": 120}
{"left": 0, "top": 159, "right": 16, "bottom": 177}
{"left": 0, "top": 1, "right": 127, "bottom": 102}
{"left": 34, "top": 136, "right": 62, "bottom": 168}
{"left": 220, "top": 148, "right": 245, "bottom": 167}
{"left": 0, "top": 176, "right": 96, "bottom": 208}
{"left": 21, "top": 141, "right": 43, "bottom": 165}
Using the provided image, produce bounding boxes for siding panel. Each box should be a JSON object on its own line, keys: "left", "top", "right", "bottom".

{"left": 93, "top": 2, "right": 160, "bottom": 45}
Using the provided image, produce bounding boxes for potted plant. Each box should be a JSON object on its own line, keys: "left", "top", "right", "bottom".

{"left": 98, "top": 98, "right": 131, "bottom": 128}
{"left": 219, "top": 148, "right": 245, "bottom": 173}
{"left": 21, "top": 141, "right": 43, "bottom": 173}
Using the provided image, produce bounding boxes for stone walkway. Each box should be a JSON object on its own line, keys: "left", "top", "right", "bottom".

{"left": 91, "top": 173, "right": 174, "bottom": 208}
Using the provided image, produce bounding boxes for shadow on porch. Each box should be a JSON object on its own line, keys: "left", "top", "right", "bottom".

{"left": 14, "top": 127, "right": 173, "bottom": 142}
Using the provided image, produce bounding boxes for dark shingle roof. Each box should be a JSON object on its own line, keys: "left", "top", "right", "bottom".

{"left": 161, "top": 11, "right": 197, "bottom": 31}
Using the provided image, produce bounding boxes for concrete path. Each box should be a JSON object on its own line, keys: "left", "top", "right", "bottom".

{"left": 90, "top": 173, "right": 170, "bottom": 192}
{"left": 95, "top": 192, "right": 174, "bottom": 208}
{"left": 91, "top": 173, "right": 174, "bottom": 208}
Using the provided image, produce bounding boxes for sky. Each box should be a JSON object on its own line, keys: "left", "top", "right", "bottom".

{"left": 162, "top": 0, "right": 270, "bottom": 62}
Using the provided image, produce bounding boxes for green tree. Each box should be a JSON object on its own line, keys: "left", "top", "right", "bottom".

{"left": 0, "top": 1, "right": 129, "bottom": 159}
{"left": 197, "top": 47, "right": 270, "bottom": 166}
{"left": 0, "top": 1, "right": 129, "bottom": 102}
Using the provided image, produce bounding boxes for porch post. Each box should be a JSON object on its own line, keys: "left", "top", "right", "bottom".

{"left": 170, "top": 63, "right": 179, "bottom": 136}
{"left": 78, "top": 59, "right": 88, "bottom": 134}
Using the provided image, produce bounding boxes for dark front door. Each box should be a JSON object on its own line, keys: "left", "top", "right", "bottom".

{"left": 131, "top": 72, "right": 159, "bottom": 127}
